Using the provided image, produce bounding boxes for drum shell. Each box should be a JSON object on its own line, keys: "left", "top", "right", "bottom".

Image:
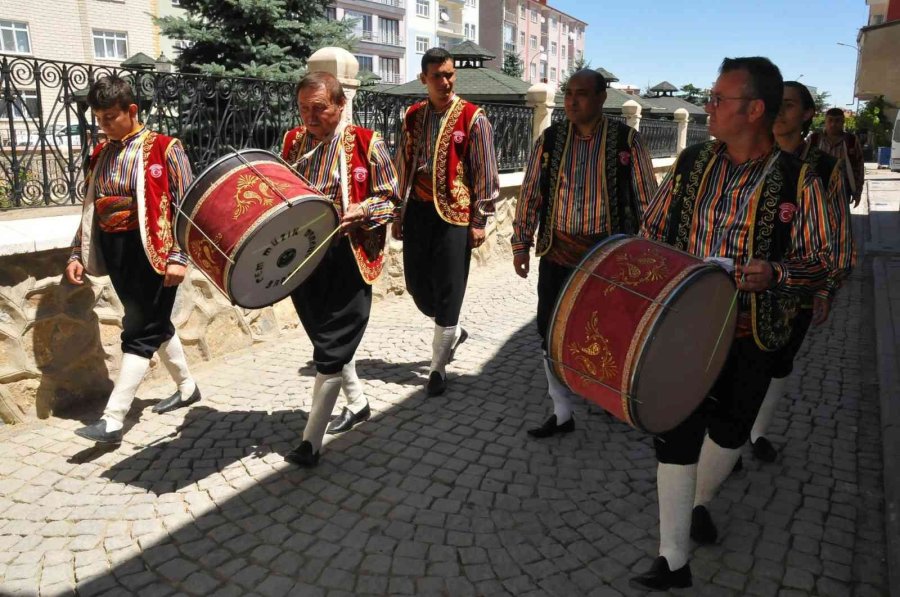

{"left": 176, "top": 150, "right": 338, "bottom": 309}
{"left": 548, "top": 235, "right": 736, "bottom": 434}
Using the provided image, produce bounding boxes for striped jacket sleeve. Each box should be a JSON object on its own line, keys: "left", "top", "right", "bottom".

{"left": 820, "top": 165, "right": 855, "bottom": 299}
{"left": 628, "top": 131, "right": 658, "bottom": 217}
{"left": 511, "top": 133, "right": 546, "bottom": 255}
{"left": 361, "top": 134, "right": 402, "bottom": 229}
{"left": 467, "top": 112, "right": 500, "bottom": 229}
{"left": 165, "top": 140, "right": 193, "bottom": 266}
{"left": 773, "top": 168, "right": 831, "bottom": 294}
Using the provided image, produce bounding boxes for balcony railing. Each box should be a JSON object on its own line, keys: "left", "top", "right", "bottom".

{"left": 359, "top": 0, "right": 404, "bottom": 7}
{"left": 358, "top": 31, "right": 404, "bottom": 47}
{"left": 436, "top": 21, "right": 464, "bottom": 36}
{"left": 379, "top": 72, "right": 403, "bottom": 85}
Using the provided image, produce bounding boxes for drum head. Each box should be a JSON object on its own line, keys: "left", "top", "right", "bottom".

{"left": 630, "top": 268, "right": 736, "bottom": 434}
{"left": 228, "top": 197, "right": 338, "bottom": 309}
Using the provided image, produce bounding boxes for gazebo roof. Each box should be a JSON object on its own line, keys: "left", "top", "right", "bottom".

{"left": 449, "top": 40, "right": 496, "bottom": 61}
{"left": 650, "top": 81, "right": 679, "bottom": 92}
{"left": 120, "top": 52, "right": 157, "bottom": 69}
{"left": 594, "top": 67, "right": 619, "bottom": 83}
{"left": 381, "top": 66, "right": 531, "bottom": 102}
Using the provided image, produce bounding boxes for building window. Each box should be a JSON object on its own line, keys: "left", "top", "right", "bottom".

{"left": 356, "top": 55, "right": 374, "bottom": 74}
{"left": 325, "top": 6, "right": 337, "bottom": 20}
{"left": 519, "top": 31, "right": 525, "bottom": 47}
{"left": 464, "top": 23, "right": 476, "bottom": 41}
{"left": 550, "top": 41, "right": 557, "bottom": 56}
{"left": 93, "top": 30, "right": 128, "bottom": 60}
{"left": 0, "top": 21, "right": 31, "bottom": 54}
{"left": 0, "top": 89, "right": 37, "bottom": 119}
{"left": 530, "top": 9, "right": 538, "bottom": 23}
{"left": 561, "top": 45, "right": 566, "bottom": 59}
{"left": 562, "top": 23, "right": 568, "bottom": 35}
{"left": 171, "top": 0, "right": 181, "bottom": 6}
{"left": 550, "top": 17, "right": 557, "bottom": 29}
{"left": 530, "top": 63, "right": 536, "bottom": 81}
{"left": 416, "top": 36, "right": 429, "bottom": 53}
{"left": 380, "top": 57, "right": 400, "bottom": 84}
{"left": 465, "top": 0, "right": 476, "bottom": 6}
{"left": 416, "top": 0, "right": 429, "bottom": 17}
{"left": 529, "top": 35, "right": 537, "bottom": 50}
{"left": 519, "top": 4, "right": 525, "bottom": 19}
{"left": 550, "top": 67, "right": 557, "bottom": 81}
{"left": 381, "top": 18, "right": 401, "bottom": 45}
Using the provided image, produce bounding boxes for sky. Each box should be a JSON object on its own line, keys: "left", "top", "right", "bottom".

{"left": 549, "top": 0, "right": 868, "bottom": 107}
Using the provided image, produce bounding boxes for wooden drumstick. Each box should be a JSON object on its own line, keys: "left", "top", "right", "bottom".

{"left": 544, "top": 357, "right": 642, "bottom": 405}
{"left": 706, "top": 288, "right": 739, "bottom": 372}
{"left": 281, "top": 225, "right": 342, "bottom": 286}
{"left": 571, "top": 265, "right": 678, "bottom": 313}
{"left": 227, "top": 145, "right": 293, "bottom": 206}
{"left": 175, "top": 205, "right": 235, "bottom": 264}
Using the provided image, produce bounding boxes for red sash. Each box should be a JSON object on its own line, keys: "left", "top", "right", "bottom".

{"left": 281, "top": 124, "right": 387, "bottom": 284}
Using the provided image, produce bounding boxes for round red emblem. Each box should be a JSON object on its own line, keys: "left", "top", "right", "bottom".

{"left": 149, "top": 164, "right": 164, "bottom": 179}
{"left": 353, "top": 166, "right": 368, "bottom": 183}
{"left": 778, "top": 203, "right": 797, "bottom": 223}
{"left": 452, "top": 131, "right": 466, "bottom": 144}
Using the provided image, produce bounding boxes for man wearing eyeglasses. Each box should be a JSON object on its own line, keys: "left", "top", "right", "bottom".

{"left": 633, "top": 57, "right": 833, "bottom": 591}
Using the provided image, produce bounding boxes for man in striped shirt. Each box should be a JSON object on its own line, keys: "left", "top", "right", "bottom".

{"left": 66, "top": 76, "right": 200, "bottom": 445}
{"left": 393, "top": 47, "right": 500, "bottom": 397}
{"left": 632, "top": 57, "right": 832, "bottom": 591}
{"left": 809, "top": 108, "right": 865, "bottom": 207}
{"left": 281, "top": 72, "right": 401, "bottom": 468}
{"left": 512, "top": 69, "right": 657, "bottom": 439}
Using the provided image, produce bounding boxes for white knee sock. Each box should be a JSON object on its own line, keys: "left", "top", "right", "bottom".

{"left": 102, "top": 354, "right": 151, "bottom": 431}
{"left": 751, "top": 377, "right": 785, "bottom": 443}
{"left": 341, "top": 360, "right": 368, "bottom": 414}
{"left": 158, "top": 334, "right": 196, "bottom": 398}
{"left": 657, "top": 462, "right": 696, "bottom": 570}
{"left": 694, "top": 434, "right": 742, "bottom": 507}
{"left": 543, "top": 353, "right": 573, "bottom": 423}
{"left": 429, "top": 324, "right": 457, "bottom": 378}
{"left": 303, "top": 373, "right": 342, "bottom": 452}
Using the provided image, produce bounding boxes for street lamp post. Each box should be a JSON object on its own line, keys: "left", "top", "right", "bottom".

{"left": 529, "top": 48, "right": 546, "bottom": 84}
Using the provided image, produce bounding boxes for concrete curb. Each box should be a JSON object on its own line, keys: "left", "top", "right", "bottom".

{"left": 872, "top": 255, "right": 900, "bottom": 594}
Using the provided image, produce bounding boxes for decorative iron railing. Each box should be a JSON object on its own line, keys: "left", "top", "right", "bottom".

{"left": 638, "top": 118, "right": 679, "bottom": 159}
{"left": 687, "top": 121, "right": 712, "bottom": 147}
{"left": 550, "top": 108, "right": 626, "bottom": 129}
{"left": 0, "top": 54, "right": 296, "bottom": 209}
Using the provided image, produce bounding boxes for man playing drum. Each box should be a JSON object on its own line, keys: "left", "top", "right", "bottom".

{"left": 66, "top": 76, "right": 200, "bottom": 445}
{"left": 741, "top": 81, "right": 855, "bottom": 467}
{"left": 393, "top": 47, "right": 500, "bottom": 397}
{"left": 633, "top": 58, "right": 834, "bottom": 591}
{"left": 512, "top": 69, "right": 657, "bottom": 439}
{"left": 281, "top": 72, "right": 400, "bottom": 467}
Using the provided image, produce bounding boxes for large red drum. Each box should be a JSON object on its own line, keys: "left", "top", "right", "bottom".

{"left": 176, "top": 150, "right": 338, "bottom": 309}
{"left": 548, "top": 235, "right": 737, "bottom": 434}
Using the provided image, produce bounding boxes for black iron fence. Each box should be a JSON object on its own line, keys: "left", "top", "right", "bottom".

{"left": 687, "top": 121, "right": 712, "bottom": 147}
{"left": 637, "top": 118, "right": 679, "bottom": 159}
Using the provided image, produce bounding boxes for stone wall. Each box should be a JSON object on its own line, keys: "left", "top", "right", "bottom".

{"left": 0, "top": 183, "right": 520, "bottom": 423}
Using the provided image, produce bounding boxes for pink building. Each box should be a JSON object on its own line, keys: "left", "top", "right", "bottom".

{"left": 479, "top": 0, "right": 587, "bottom": 91}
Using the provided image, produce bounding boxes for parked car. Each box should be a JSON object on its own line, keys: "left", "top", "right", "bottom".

{"left": 54, "top": 123, "right": 100, "bottom": 150}
{"left": 2, "top": 131, "right": 42, "bottom": 148}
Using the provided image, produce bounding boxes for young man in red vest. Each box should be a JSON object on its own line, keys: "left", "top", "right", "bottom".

{"left": 808, "top": 108, "right": 865, "bottom": 207}
{"left": 393, "top": 48, "right": 500, "bottom": 397}
{"left": 281, "top": 72, "right": 401, "bottom": 467}
{"left": 65, "top": 76, "right": 200, "bottom": 445}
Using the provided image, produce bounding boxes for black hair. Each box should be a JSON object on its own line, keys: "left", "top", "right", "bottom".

{"left": 783, "top": 81, "right": 816, "bottom": 136}
{"left": 421, "top": 47, "right": 452, "bottom": 73}
{"left": 719, "top": 57, "right": 783, "bottom": 123}
{"left": 825, "top": 107, "right": 845, "bottom": 118}
{"left": 568, "top": 69, "right": 606, "bottom": 93}
{"left": 87, "top": 76, "right": 136, "bottom": 111}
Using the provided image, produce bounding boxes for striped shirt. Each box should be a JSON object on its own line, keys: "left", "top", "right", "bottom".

{"left": 813, "top": 132, "right": 864, "bottom": 198}
{"left": 512, "top": 117, "right": 658, "bottom": 255}
{"left": 290, "top": 129, "right": 400, "bottom": 228}
{"left": 395, "top": 96, "right": 500, "bottom": 228}
{"left": 70, "top": 127, "right": 192, "bottom": 265}
{"left": 799, "top": 142, "right": 855, "bottom": 300}
{"left": 641, "top": 141, "right": 831, "bottom": 302}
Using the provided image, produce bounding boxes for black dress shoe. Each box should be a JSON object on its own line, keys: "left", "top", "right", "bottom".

{"left": 629, "top": 556, "right": 692, "bottom": 591}
{"left": 152, "top": 385, "right": 201, "bottom": 414}
{"left": 751, "top": 436, "right": 778, "bottom": 462}
{"left": 285, "top": 441, "right": 320, "bottom": 468}
{"left": 690, "top": 505, "right": 718, "bottom": 544}
{"left": 327, "top": 405, "right": 370, "bottom": 435}
{"left": 449, "top": 328, "right": 469, "bottom": 362}
{"left": 74, "top": 420, "right": 123, "bottom": 445}
{"left": 526, "top": 414, "right": 575, "bottom": 438}
{"left": 733, "top": 455, "right": 744, "bottom": 473}
{"left": 426, "top": 371, "right": 447, "bottom": 396}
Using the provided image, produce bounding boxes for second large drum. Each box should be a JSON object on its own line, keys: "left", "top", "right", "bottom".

{"left": 547, "top": 235, "right": 737, "bottom": 434}
{"left": 176, "top": 149, "right": 338, "bottom": 309}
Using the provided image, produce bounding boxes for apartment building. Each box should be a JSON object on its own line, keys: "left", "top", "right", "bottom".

{"left": 479, "top": 0, "right": 586, "bottom": 91}
{"left": 855, "top": 0, "right": 900, "bottom": 109}
{"left": 330, "top": 0, "right": 406, "bottom": 85}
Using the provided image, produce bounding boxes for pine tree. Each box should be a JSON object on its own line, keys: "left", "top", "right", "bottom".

{"left": 502, "top": 53, "right": 524, "bottom": 79}
{"left": 558, "top": 57, "right": 590, "bottom": 93}
{"left": 157, "top": 0, "right": 355, "bottom": 80}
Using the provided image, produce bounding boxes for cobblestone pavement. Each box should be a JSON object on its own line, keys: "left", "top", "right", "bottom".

{"left": 0, "top": 248, "right": 888, "bottom": 596}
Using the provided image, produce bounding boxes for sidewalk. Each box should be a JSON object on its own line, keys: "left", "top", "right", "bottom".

{"left": 0, "top": 204, "right": 891, "bottom": 596}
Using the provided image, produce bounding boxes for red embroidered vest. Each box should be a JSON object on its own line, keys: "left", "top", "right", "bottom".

{"left": 281, "top": 124, "right": 387, "bottom": 284}
{"left": 404, "top": 97, "right": 482, "bottom": 226}
{"left": 87, "top": 131, "right": 176, "bottom": 275}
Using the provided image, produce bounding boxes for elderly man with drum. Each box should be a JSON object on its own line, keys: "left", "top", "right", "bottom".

{"left": 66, "top": 76, "right": 201, "bottom": 445}
{"left": 280, "top": 72, "right": 400, "bottom": 468}
{"left": 631, "top": 57, "right": 834, "bottom": 591}
{"left": 512, "top": 69, "right": 657, "bottom": 439}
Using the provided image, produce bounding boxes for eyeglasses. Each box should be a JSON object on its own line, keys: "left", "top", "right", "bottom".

{"left": 706, "top": 94, "right": 758, "bottom": 108}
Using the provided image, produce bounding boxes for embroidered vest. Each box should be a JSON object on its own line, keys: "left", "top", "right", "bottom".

{"left": 808, "top": 131, "right": 860, "bottom": 196}
{"left": 83, "top": 132, "right": 176, "bottom": 275}
{"left": 281, "top": 124, "right": 387, "bottom": 284}
{"left": 665, "top": 141, "right": 808, "bottom": 351}
{"left": 403, "top": 98, "right": 482, "bottom": 226}
{"left": 534, "top": 118, "right": 639, "bottom": 257}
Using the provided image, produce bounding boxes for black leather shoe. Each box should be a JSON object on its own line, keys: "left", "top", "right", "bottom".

{"left": 449, "top": 328, "right": 469, "bottom": 362}
{"left": 629, "top": 556, "right": 692, "bottom": 591}
{"left": 426, "top": 371, "right": 447, "bottom": 396}
{"left": 152, "top": 385, "right": 201, "bottom": 414}
{"left": 327, "top": 405, "right": 370, "bottom": 435}
{"left": 690, "top": 505, "right": 718, "bottom": 544}
{"left": 751, "top": 436, "right": 778, "bottom": 462}
{"left": 74, "top": 420, "right": 123, "bottom": 445}
{"left": 526, "top": 414, "right": 575, "bottom": 438}
{"left": 733, "top": 455, "right": 744, "bottom": 473}
{"left": 285, "top": 441, "right": 320, "bottom": 468}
